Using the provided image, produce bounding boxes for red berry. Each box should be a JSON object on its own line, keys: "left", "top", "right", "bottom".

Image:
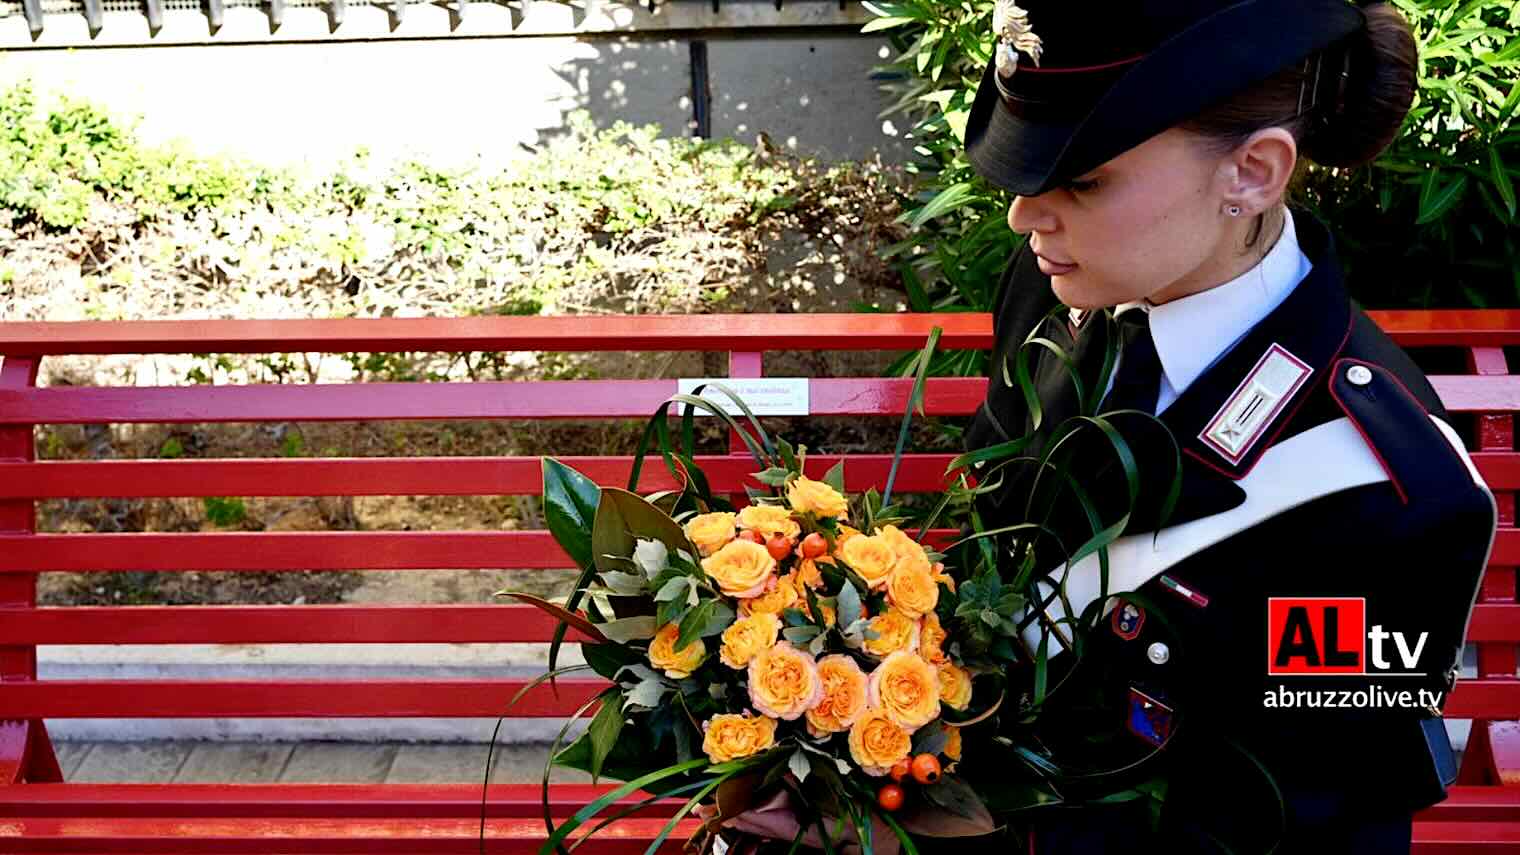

{"left": 800, "top": 532, "right": 828, "bottom": 560}
{"left": 888, "top": 758, "right": 911, "bottom": 782}
{"left": 877, "top": 783, "right": 905, "bottom": 812}
{"left": 738, "top": 530, "right": 765, "bottom": 544}
{"left": 766, "top": 535, "right": 793, "bottom": 561}
{"left": 910, "top": 753, "right": 941, "bottom": 785}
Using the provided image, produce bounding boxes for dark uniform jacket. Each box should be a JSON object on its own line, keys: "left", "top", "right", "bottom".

{"left": 963, "top": 208, "right": 1499, "bottom": 833}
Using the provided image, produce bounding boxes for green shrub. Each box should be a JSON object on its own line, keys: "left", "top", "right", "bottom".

{"left": 866, "top": 0, "right": 1520, "bottom": 360}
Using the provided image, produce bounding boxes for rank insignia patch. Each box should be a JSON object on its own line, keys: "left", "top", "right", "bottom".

{"left": 1110, "top": 600, "right": 1145, "bottom": 640}
{"left": 1126, "top": 686, "right": 1174, "bottom": 748}
{"left": 1199, "top": 342, "right": 1312, "bottom": 466}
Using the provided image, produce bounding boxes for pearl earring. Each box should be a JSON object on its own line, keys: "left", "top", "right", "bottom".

{"left": 1225, "top": 205, "right": 1242, "bottom": 217}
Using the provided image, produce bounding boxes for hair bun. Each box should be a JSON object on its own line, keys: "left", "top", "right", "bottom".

{"left": 1299, "top": 2, "right": 1418, "bottom": 169}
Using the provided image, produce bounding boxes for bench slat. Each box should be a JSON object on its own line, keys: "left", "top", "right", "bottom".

{"left": 0, "top": 815, "right": 696, "bottom": 854}
{"left": 0, "top": 529, "right": 962, "bottom": 572}
{"left": 0, "top": 605, "right": 601, "bottom": 644}
{"left": 3, "top": 678, "right": 1514, "bottom": 719}
{"left": 0, "top": 783, "right": 681, "bottom": 818}
{"left": 6, "top": 602, "right": 1518, "bottom": 646}
{"left": 0, "top": 454, "right": 959, "bottom": 499}
{"left": 0, "top": 378, "right": 987, "bottom": 425}
{"left": 0, "top": 314, "right": 997, "bottom": 356}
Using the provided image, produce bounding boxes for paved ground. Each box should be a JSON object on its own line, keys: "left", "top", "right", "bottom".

{"left": 55, "top": 741, "right": 599, "bottom": 785}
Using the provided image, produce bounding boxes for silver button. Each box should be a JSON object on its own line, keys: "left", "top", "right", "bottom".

{"left": 1147, "top": 642, "right": 1170, "bottom": 665}
{"left": 1346, "top": 365, "right": 1373, "bottom": 386}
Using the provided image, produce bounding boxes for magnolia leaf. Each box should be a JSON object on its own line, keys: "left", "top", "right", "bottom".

{"left": 597, "top": 615, "right": 659, "bottom": 643}
{"left": 600, "top": 571, "right": 648, "bottom": 596}
{"left": 583, "top": 643, "right": 645, "bottom": 681}
{"left": 654, "top": 576, "right": 691, "bottom": 603}
{"left": 910, "top": 719, "right": 948, "bottom": 756}
{"left": 542, "top": 458, "right": 601, "bottom": 571}
{"left": 624, "top": 677, "right": 669, "bottom": 710}
{"left": 592, "top": 487, "right": 699, "bottom": 578}
{"left": 899, "top": 776, "right": 995, "bottom": 837}
{"left": 809, "top": 633, "right": 828, "bottom": 656}
{"left": 587, "top": 688, "right": 627, "bottom": 784}
{"left": 634, "top": 538, "right": 670, "bottom": 577}
{"left": 837, "top": 581, "right": 864, "bottom": 628}
{"left": 494, "top": 591, "right": 607, "bottom": 643}
{"left": 613, "top": 663, "right": 662, "bottom": 685}
{"left": 783, "top": 625, "right": 822, "bottom": 645}
{"left": 700, "top": 602, "right": 737, "bottom": 637}
{"left": 921, "top": 774, "right": 993, "bottom": 823}
{"left": 789, "top": 749, "right": 812, "bottom": 783}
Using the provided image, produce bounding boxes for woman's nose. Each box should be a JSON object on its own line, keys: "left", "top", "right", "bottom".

{"left": 1007, "top": 195, "right": 1056, "bottom": 235}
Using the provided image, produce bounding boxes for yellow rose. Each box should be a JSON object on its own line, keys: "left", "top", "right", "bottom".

{"left": 833, "top": 525, "right": 862, "bottom": 554}
{"left": 920, "top": 612, "right": 948, "bottom": 665}
{"left": 862, "top": 609, "right": 919, "bottom": 658}
{"left": 886, "top": 561, "right": 939, "bottom": 620}
{"left": 944, "top": 726, "right": 962, "bottom": 763}
{"left": 840, "top": 534, "right": 896, "bottom": 592}
{"left": 720, "top": 611, "right": 781, "bottom": 669}
{"left": 701, "top": 539, "right": 777, "bottom": 598}
{"left": 786, "top": 474, "right": 850, "bottom": 520}
{"left": 806, "top": 654, "right": 869, "bottom": 737}
{"left": 737, "top": 504, "right": 801, "bottom": 540}
{"left": 876, "top": 524, "right": 932, "bottom": 575}
{"left": 648, "top": 622, "right": 707, "bottom": 679}
{"left": 937, "top": 661, "right": 973, "bottom": 711}
{"left": 703, "top": 713, "right": 778, "bottom": 763}
{"left": 931, "top": 561, "right": 956, "bottom": 594}
{"left": 747, "top": 641, "right": 824, "bottom": 721}
{"left": 848, "top": 707, "right": 912, "bottom": 776}
{"left": 867, "top": 651, "right": 941, "bottom": 732}
{"left": 740, "top": 573, "right": 800, "bottom": 616}
{"left": 685, "top": 512, "right": 737, "bottom": 557}
{"left": 795, "top": 556, "right": 830, "bottom": 590}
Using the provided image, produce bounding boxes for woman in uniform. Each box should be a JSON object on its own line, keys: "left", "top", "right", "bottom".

{"left": 957, "top": 1, "right": 1500, "bottom": 852}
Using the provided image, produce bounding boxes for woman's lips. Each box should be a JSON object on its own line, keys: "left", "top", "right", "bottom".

{"left": 1035, "top": 254, "right": 1078, "bottom": 276}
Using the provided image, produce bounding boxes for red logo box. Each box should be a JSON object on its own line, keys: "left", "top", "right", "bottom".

{"left": 1267, "top": 597, "right": 1366, "bottom": 675}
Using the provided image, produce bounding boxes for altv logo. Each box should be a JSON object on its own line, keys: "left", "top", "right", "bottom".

{"left": 1267, "top": 598, "right": 1429, "bottom": 676}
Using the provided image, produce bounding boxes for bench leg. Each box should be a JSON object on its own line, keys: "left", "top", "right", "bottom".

{"left": 0, "top": 719, "right": 63, "bottom": 784}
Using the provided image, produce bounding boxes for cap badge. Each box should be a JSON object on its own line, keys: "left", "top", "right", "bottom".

{"left": 993, "top": 0, "right": 1044, "bottom": 77}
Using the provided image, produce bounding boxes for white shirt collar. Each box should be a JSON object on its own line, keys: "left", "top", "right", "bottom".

{"left": 1136, "top": 208, "right": 1312, "bottom": 406}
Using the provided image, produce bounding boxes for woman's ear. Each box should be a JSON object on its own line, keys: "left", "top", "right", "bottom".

{"left": 1223, "top": 127, "right": 1297, "bottom": 216}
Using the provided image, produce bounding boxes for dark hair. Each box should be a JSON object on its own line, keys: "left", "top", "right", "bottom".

{"left": 1178, "top": 2, "right": 1417, "bottom": 248}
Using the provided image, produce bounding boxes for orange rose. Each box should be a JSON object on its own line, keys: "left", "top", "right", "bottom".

{"left": 920, "top": 612, "right": 948, "bottom": 665}
{"left": 862, "top": 608, "right": 919, "bottom": 658}
{"left": 886, "top": 560, "right": 939, "bottom": 620}
{"left": 876, "top": 524, "right": 933, "bottom": 576}
{"left": 740, "top": 573, "right": 800, "bottom": 616}
{"left": 806, "top": 654, "right": 869, "bottom": 738}
{"left": 840, "top": 534, "right": 896, "bottom": 591}
{"left": 684, "top": 511, "right": 737, "bottom": 557}
{"left": 747, "top": 642, "right": 824, "bottom": 721}
{"left": 648, "top": 622, "right": 707, "bottom": 679}
{"left": 703, "top": 713, "right": 778, "bottom": 763}
{"left": 937, "top": 661, "right": 973, "bottom": 711}
{"left": 795, "top": 556, "right": 831, "bottom": 590}
{"left": 868, "top": 651, "right": 941, "bottom": 732}
{"left": 720, "top": 611, "right": 781, "bottom": 669}
{"left": 701, "top": 539, "right": 777, "bottom": 598}
{"left": 786, "top": 474, "right": 850, "bottom": 520}
{"left": 848, "top": 707, "right": 911, "bottom": 776}
{"left": 931, "top": 561, "right": 956, "bottom": 594}
{"left": 737, "top": 504, "right": 801, "bottom": 540}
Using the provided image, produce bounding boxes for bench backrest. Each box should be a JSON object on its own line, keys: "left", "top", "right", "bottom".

{"left": 0, "top": 311, "right": 1515, "bottom": 783}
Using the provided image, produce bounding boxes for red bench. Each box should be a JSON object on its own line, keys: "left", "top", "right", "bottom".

{"left": 0, "top": 312, "right": 1516, "bottom": 853}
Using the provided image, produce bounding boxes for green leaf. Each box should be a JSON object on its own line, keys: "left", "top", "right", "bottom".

{"left": 822, "top": 460, "right": 846, "bottom": 494}
{"left": 837, "top": 580, "right": 864, "bottom": 628}
{"left": 597, "top": 615, "right": 659, "bottom": 643}
{"left": 754, "top": 467, "right": 792, "bottom": 487}
{"left": 593, "top": 488, "right": 699, "bottom": 578}
{"left": 905, "top": 183, "right": 974, "bottom": 227}
{"left": 581, "top": 643, "right": 643, "bottom": 681}
{"left": 1491, "top": 146, "right": 1517, "bottom": 218}
{"left": 654, "top": 576, "right": 692, "bottom": 603}
{"left": 1417, "top": 173, "right": 1470, "bottom": 224}
{"left": 676, "top": 599, "right": 716, "bottom": 651}
{"left": 543, "top": 458, "right": 601, "bottom": 571}
{"left": 861, "top": 15, "right": 916, "bottom": 32}
{"left": 587, "top": 687, "right": 626, "bottom": 784}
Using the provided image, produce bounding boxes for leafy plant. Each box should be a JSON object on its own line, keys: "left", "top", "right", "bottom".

{"left": 864, "top": 0, "right": 1520, "bottom": 378}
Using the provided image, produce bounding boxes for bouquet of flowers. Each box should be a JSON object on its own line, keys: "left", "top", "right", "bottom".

{"left": 495, "top": 318, "right": 1221, "bottom": 855}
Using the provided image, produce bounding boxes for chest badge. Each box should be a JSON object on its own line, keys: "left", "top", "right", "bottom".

{"left": 1126, "top": 686, "right": 1174, "bottom": 748}
{"left": 1199, "top": 342, "right": 1313, "bottom": 466}
{"left": 1110, "top": 600, "right": 1145, "bottom": 640}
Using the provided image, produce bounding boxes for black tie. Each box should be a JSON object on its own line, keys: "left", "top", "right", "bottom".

{"left": 1101, "top": 308, "right": 1163, "bottom": 415}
